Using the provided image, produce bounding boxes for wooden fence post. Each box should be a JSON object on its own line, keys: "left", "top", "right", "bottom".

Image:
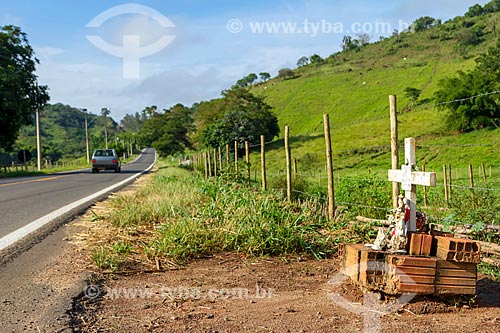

{"left": 218, "top": 146, "right": 222, "bottom": 172}
{"left": 261, "top": 135, "right": 266, "bottom": 191}
{"left": 324, "top": 114, "right": 335, "bottom": 219}
{"left": 234, "top": 141, "right": 238, "bottom": 173}
{"left": 443, "top": 165, "right": 449, "bottom": 202}
{"left": 203, "top": 152, "right": 208, "bottom": 179}
{"left": 208, "top": 150, "right": 212, "bottom": 177}
{"left": 469, "top": 164, "right": 475, "bottom": 205}
{"left": 422, "top": 164, "right": 428, "bottom": 207}
{"left": 293, "top": 158, "right": 297, "bottom": 179}
{"left": 226, "top": 144, "right": 230, "bottom": 166}
{"left": 481, "top": 163, "right": 488, "bottom": 188}
{"left": 390, "top": 95, "right": 399, "bottom": 209}
{"left": 285, "top": 126, "right": 292, "bottom": 201}
{"left": 448, "top": 164, "right": 453, "bottom": 200}
{"left": 245, "top": 141, "right": 250, "bottom": 186}
{"left": 213, "top": 148, "right": 217, "bottom": 177}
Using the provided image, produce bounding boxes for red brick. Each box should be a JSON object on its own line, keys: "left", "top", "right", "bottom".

{"left": 398, "top": 283, "right": 435, "bottom": 294}
{"left": 435, "top": 285, "right": 476, "bottom": 295}
{"left": 387, "top": 255, "right": 437, "bottom": 268}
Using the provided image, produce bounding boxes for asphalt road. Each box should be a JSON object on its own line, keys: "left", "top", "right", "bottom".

{"left": 0, "top": 148, "right": 156, "bottom": 249}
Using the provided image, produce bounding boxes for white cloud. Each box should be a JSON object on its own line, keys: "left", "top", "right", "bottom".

{"left": 33, "top": 46, "right": 65, "bottom": 61}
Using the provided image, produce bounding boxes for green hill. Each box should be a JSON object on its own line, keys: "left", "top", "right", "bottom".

{"left": 247, "top": 9, "right": 500, "bottom": 188}
{"left": 13, "top": 103, "right": 122, "bottom": 163}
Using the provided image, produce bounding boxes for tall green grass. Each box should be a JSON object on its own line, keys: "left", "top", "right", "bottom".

{"left": 105, "top": 160, "right": 374, "bottom": 263}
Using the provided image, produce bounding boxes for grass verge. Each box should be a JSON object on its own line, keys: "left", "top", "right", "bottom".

{"left": 89, "top": 159, "right": 374, "bottom": 270}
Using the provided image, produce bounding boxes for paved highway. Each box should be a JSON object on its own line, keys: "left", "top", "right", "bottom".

{"left": 0, "top": 148, "right": 156, "bottom": 251}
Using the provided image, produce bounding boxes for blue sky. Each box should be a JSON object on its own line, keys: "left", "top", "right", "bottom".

{"left": 0, "top": 0, "right": 490, "bottom": 121}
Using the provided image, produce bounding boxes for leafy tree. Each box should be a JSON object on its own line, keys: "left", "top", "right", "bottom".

{"left": 310, "top": 54, "right": 324, "bottom": 64}
{"left": 201, "top": 88, "right": 279, "bottom": 148}
{"left": 435, "top": 44, "right": 500, "bottom": 132}
{"left": 356, "top": 33, "right": 370, "bottom": 46}
{"left": 404, "top": 87, "right": 422, "bottom": 108}
{"left": 297, "top": 56, "right": 310, "bottom": 67}
{"left": 412, "top": 16, "right": 436, "bottom": 32}
{"left": 465, "top": 4, "right": 485, "bottom": 17}
{"left": 455, "top": 27, "right": 483, "bottom": 47}
{"left": 138, "top": 104, "right": 193, "bottom": 156}
{"left": 484, "top": 0, "right": 500, "bottom": 13}
{"left": 246, "top": 73, "right": 258, "bottom": 85}
{"left": 235, "top": 73, "right": 258, "bottom": 87}
{"left": 0, "top": 25, "right": 49, "bottom": 151}
{"left": 259, "top": 72, "right": 271, "bottom": 82}
{"left": 278, "top": 68, "right": 295, "bottom": 79}
{"left": 120, "top": 113, "right": 143, "bottom": 133}
{"left": 341, "top": 35, "right": 360, "bottom": 52}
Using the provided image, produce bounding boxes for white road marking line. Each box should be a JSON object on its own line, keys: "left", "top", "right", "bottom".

{"left": 0, "top": 155, "right": 155, "bottom": 252}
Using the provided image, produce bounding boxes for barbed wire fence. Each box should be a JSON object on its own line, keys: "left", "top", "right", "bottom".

{"left": 188, "top": 92, "right": 500, "bottom": 224}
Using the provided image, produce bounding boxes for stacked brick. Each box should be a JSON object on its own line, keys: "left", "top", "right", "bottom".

{"left": 340, "top": 234, "right": 481, "bottom": 296}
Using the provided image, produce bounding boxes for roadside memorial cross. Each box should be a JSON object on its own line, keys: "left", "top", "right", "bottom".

{"left": 388, "top": 138, "right": 437, "bottom": 232}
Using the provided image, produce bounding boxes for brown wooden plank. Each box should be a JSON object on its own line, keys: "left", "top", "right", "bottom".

{"left": 387, "top": 255, "right": 437, "bottom": 268}
{"left": 435, "top": 277, "right": 477, "bottom": 286}
{"left": 435, "top": 285, "right": 476, "bottom": 295}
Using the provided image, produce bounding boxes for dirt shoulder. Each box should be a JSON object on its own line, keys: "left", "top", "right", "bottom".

{"left": 0, "top": 219, "right": 90, "bottom": 332}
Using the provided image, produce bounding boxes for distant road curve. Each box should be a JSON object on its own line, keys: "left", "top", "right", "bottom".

{"left": 0, "top": 148, "right": 156, "bottom": 254}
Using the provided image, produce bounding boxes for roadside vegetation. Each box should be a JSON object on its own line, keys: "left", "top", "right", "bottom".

{"left": 88, "top": 159, "right": 498, "bottom": 281}
{"left": 89, "top": 159, "right": 377, "bottom": 271}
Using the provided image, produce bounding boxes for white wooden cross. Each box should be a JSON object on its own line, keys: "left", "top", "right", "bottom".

{"left": 388, "top": 138, "right": 437, "bottom": 232}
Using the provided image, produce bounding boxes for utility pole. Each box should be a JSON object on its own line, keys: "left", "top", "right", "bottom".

{"left": 81, "top": 108, "right": 90, "bottom": 163}
{"left": 35, "top": 83, "right": 42, "bottom": 171}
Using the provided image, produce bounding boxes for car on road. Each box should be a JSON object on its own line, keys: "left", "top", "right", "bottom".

{"left": 91, "top": 149, "right": 121, "bottom": 173}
